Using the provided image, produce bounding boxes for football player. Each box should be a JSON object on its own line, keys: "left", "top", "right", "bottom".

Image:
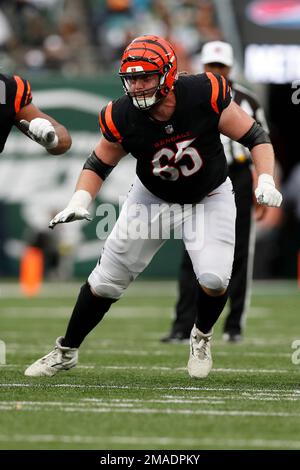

{"left": 0, "top": 73, "right": 71, "bottom": 155}
{"left": 161, "top": 41, "right": 272, "bottom": 344}
{"left": 25, "top": 35, "right": 282, "bottom": 379}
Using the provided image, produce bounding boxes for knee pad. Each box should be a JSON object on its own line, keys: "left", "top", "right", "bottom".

{"left": 198, "top": 272, "right": 228, "bottom": 291}
{"left": 88, "top": 269, "right": 127, "bottom": 299}
{"left": 88, "top": 280, "right": 125, "bottom": 299}
{"left": 88, "top": 251, "right": 135, "bottom": 299}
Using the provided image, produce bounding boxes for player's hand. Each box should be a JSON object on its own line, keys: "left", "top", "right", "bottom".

{"left": 49, "top": 207, "right": 92, "bottom": 229}
{"left": 255, "top": 174, "right": 282, "bottom": 207}
{"left": 26, "top": 118, "right": 58, "bottom": 149}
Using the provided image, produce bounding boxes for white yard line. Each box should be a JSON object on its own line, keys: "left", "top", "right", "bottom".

{"left": 0, "top": 281, "right": 177, "bottom": 298}
{"left": 0, "top": 402, "right": 299, "bottom": 418}
{"left": 82, "top": 395, "right": 300, "bottom": 403}
{"left": 0, "top": 306, "right": 271, "bottom": 318}
{"left": 1, "top": 364, "right": 293, "bottom": 373}
{"left": 0, "top": 434, "right": 298, "bottom": 449}
{"left": 0, "top": 365, "right": 95, "bottom": 369}
{"left": 0, "top": 306, "right": 171, "bottom": 318}
{"left": 0, "top": 280, "right": 298, "bottom": 298}
{"left": 0, "top": 398, "right": 225, "bottom": 407}
{"left": 215, "top": 351, "right": 291, "bottom": 357}
{"left": 1, "top": 388, "right": 300, "bottom": 408}
{"left": 91, "top": 365, "right": 292, "bottom": 373}
{"left": 161, "top": 394, "right": 300, "bottom": 402}
{"left": 246, "top": 307, "right": 271, "bottom": 317}
{"left": 0, "top": 346, "right": 293, "bottom": 358}
{"left": 1, "top": 383, "right": 300, "bottom": 394}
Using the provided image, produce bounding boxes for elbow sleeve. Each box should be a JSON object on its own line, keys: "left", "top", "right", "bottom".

{"left": 237, "top": 122, "right": 271, "bottom": 150}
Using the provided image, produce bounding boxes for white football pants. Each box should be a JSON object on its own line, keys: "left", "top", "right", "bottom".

{"left": 88, "top": 176, "right": 236, "bottom": 299}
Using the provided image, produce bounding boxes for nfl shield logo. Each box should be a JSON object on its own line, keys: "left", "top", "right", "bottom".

{"left": 165, "top": 124, "right": 174, "bottom": 134}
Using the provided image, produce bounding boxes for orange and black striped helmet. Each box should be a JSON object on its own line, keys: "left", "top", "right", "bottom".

{"left": 119, "top": 35, "right": 178, "bottom": 109}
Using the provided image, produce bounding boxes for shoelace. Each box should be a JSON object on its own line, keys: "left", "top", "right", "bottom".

{"left": 194, "top": 337, "right": 210, "bottom": 360}
{"left": 40, "top": 347, "right": 61, "bottom": 365}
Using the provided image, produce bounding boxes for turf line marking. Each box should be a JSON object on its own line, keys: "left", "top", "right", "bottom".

{"left": 0, "top": 434, "right": 299, "bottom": 448}
{"left": 95, "top": 365, "right": 292, "bottom": 373}
{"left": 1, "top": 383, "right": 300, "bottom": 394}
{"left": 0, "top": 306, "right": 171, "bottom": 318}
{"left": 1, "top": 348, "right": 293, "bottom": 358}
{"left": 0, "top": 403, "right": 299, "bottom": 418}
{"left": 0, "top": 365, "right": 293, "bottom": 373}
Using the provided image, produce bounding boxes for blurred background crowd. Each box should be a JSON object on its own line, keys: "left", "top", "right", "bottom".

{"left": 0, "top": 0, "right": 224, "bottom": 76}
{"left": 0, "top": 0, "right": 299, "bottom": 281}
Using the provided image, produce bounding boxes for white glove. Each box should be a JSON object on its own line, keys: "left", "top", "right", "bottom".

{"left": 49, "top": 190, "right": 92, "bottom": 229}
{"left": 255, "top": 174, "right": 282, "bottom": 207}
{"left": 28, "top": 118, "right": 58, "bottom": 149}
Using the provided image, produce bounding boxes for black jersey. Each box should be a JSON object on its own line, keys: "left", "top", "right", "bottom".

{"left": 99, "top": 73, "right": 231, "bottom": 204}
{"left": 0, "top": 74, "right": 32, "bottom": 153}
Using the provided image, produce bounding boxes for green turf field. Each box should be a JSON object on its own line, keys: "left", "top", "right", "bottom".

{"left": 0, "top": 280, "right": 300, "bottom": 450}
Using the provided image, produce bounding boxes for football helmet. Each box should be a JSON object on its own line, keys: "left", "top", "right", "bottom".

{"left": 119, "top": 35, "right": 178, "bottom": 110}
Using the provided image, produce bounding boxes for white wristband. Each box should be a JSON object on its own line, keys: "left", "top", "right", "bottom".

{"left": 258, "top": 174, "right": 275, "bottom": 186}
{"left": 67, "top": 190, "right": 92, "bottom": 210}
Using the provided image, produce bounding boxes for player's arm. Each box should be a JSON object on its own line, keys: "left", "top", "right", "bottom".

{"left": 49, "top": 137, "right": 127, "bottom": 228}
{"left": 15, "top": 103, "right": 72, "bottom": 155}
{"left": 219, "top": 101, "right": 282, "bottom": 207}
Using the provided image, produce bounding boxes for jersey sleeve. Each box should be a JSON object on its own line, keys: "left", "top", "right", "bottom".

{"left": 98, "top": 100, "right": 122, "bottom": 143}
{"left": 205, "top": 72, "right": 231, "bottom": 115}
{"left": 12, "top": 75, "right": 32, "bottom": 114}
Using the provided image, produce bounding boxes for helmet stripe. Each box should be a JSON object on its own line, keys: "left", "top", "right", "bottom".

{"left": 124, "top": 47, "right": 165, "bottom": 64}
{"left": 133, "top": 38, "right": 169, "bottom": 55}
